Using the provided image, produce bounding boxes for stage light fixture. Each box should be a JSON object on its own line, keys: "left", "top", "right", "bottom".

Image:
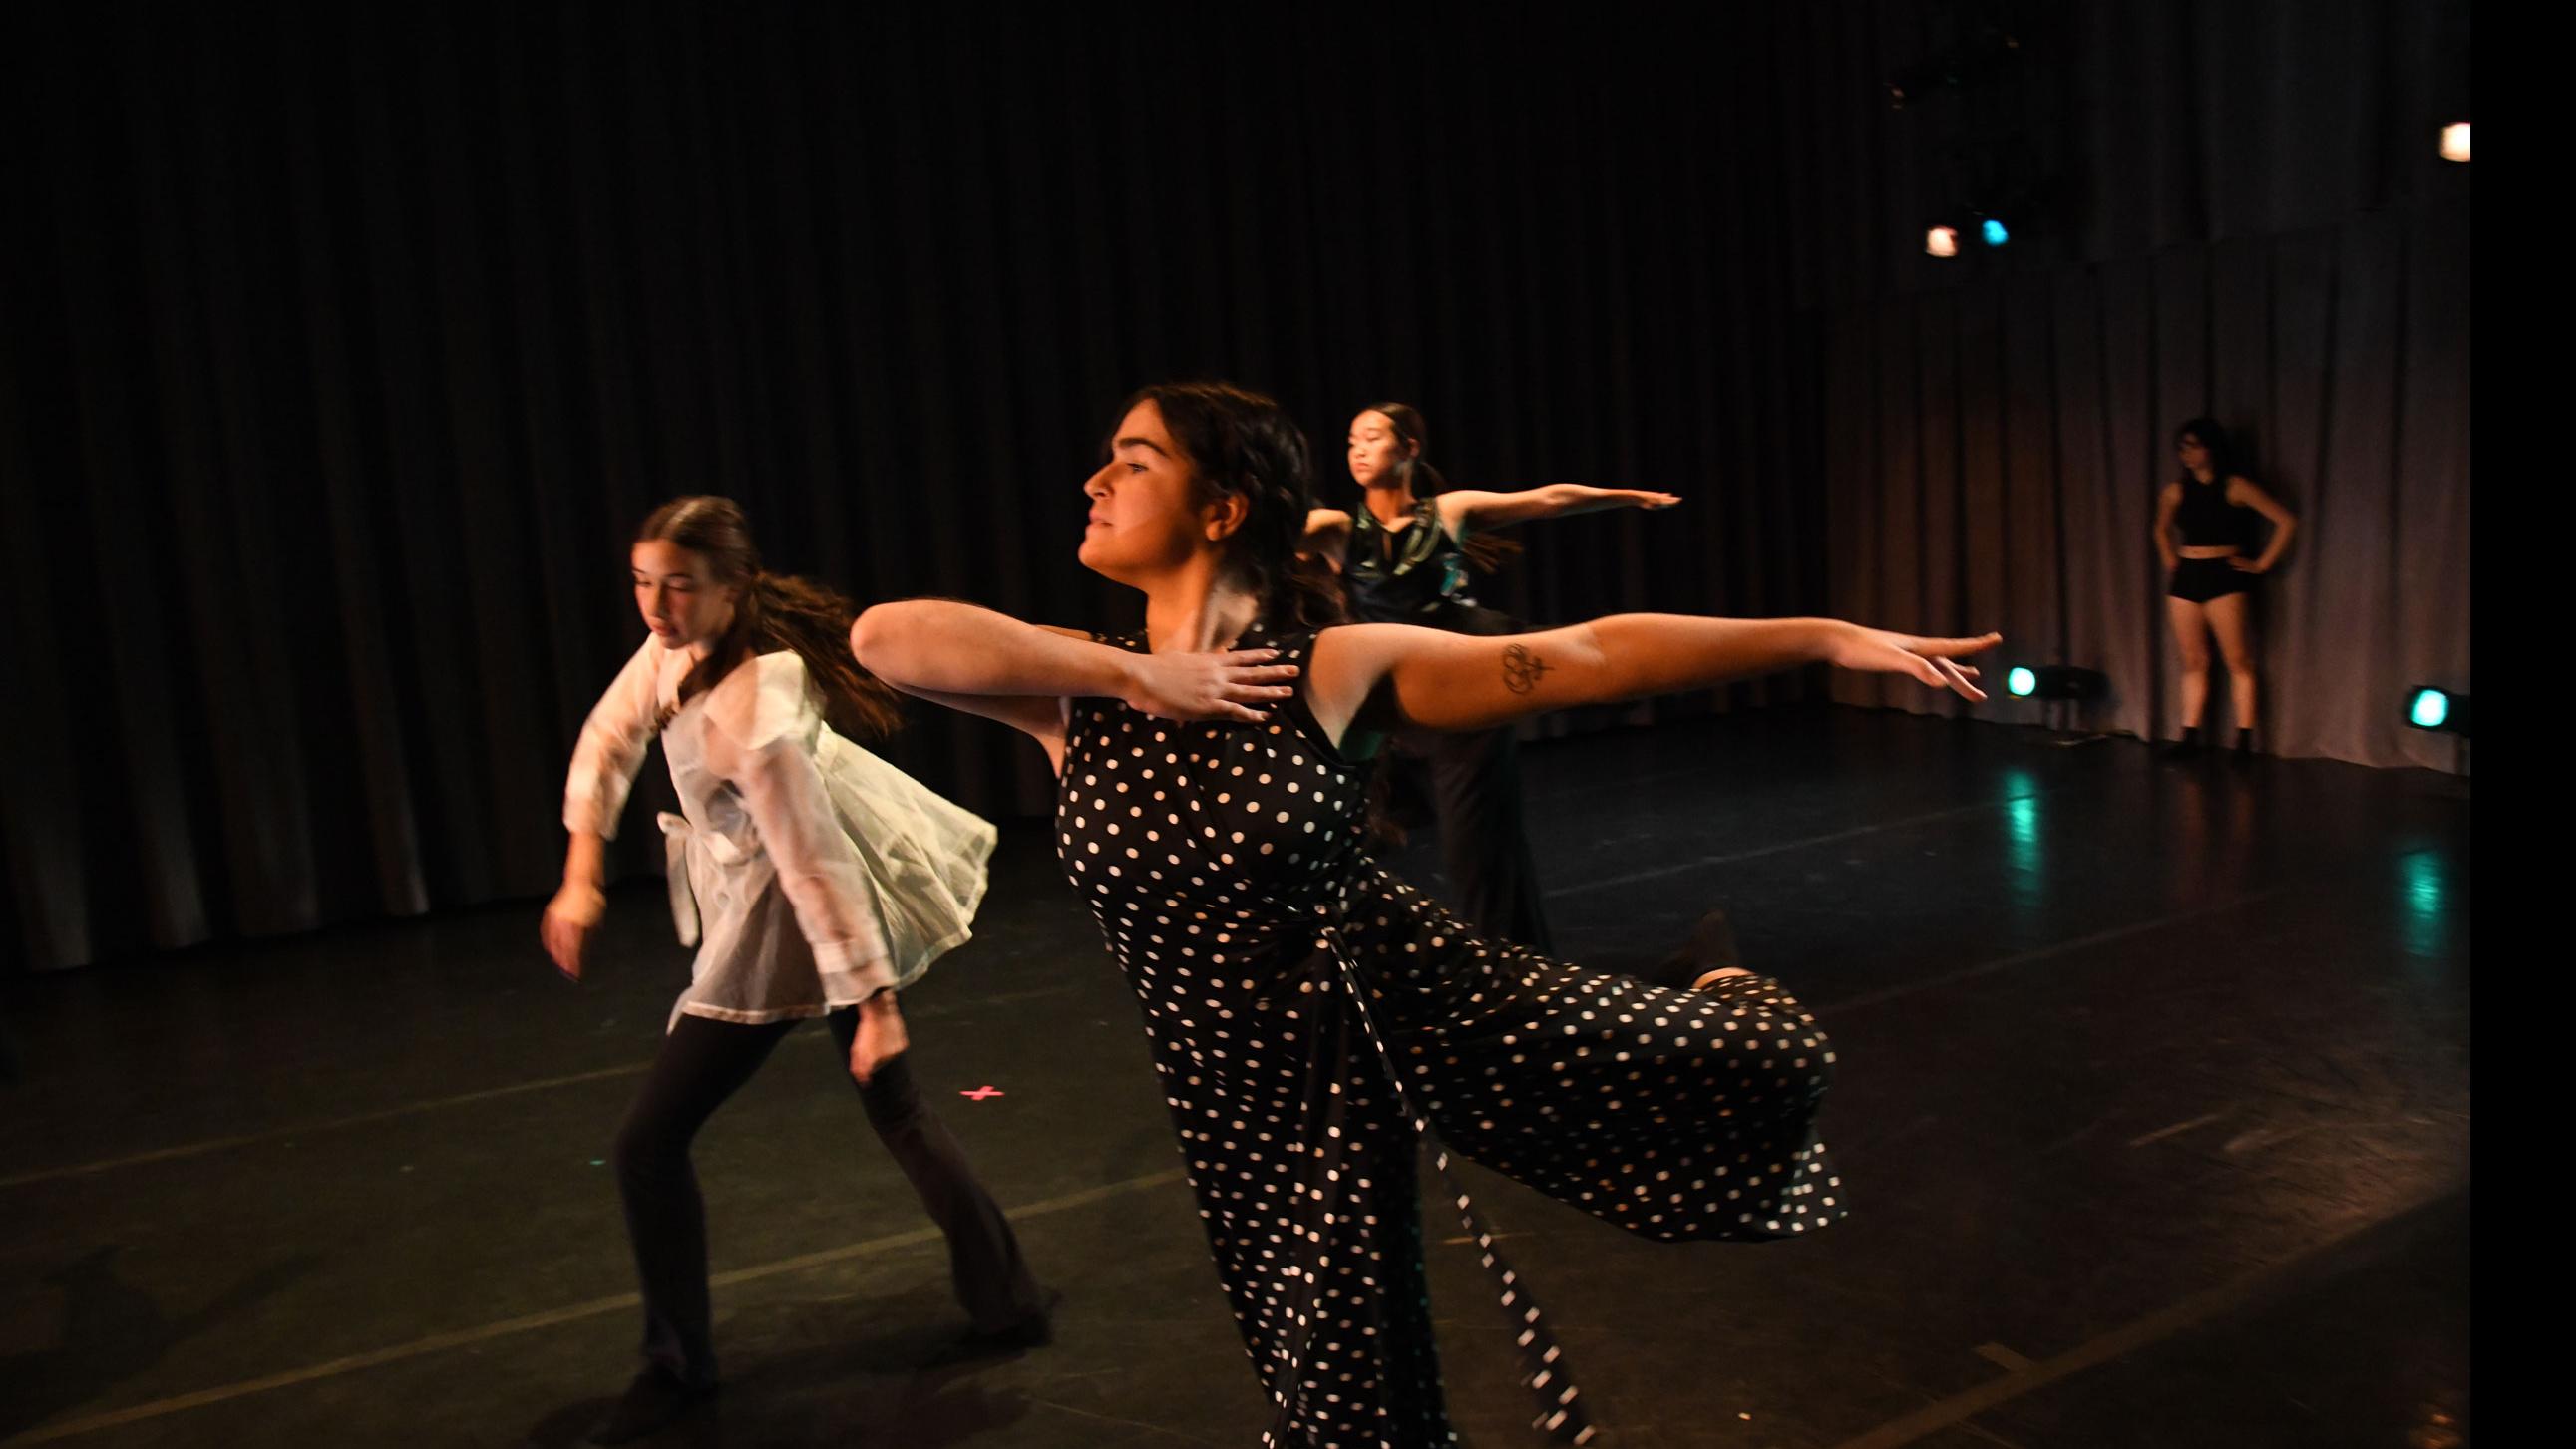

{"left": 2405, "top": 687, "right": 2469, "bottom": 736}
{"left": 2007, "top": 665, "right": 2105, "bottom": 701}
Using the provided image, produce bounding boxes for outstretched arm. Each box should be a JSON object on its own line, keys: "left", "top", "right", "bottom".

{"left": 852, "top": 600, "right": 1303, "bottom": 770}
{"left": 1304, "top": 615, "right": 1998, "bottom": 743}
{"left": 1438, "top": 484, "right": 1681, "bottom": 535}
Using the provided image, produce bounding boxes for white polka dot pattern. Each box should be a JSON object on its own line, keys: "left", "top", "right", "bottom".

{"left": 1056, "top": 629, "right": 1845, "bottom": 1446}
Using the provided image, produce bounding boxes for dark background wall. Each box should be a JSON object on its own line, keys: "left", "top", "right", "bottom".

{"left": 0, "top": 1, "right": 2471, "bottom": 970}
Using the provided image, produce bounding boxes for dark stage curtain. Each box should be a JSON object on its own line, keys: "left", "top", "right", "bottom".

{"left": 0, "top": 4, "right": 1831, "bottom": 970}
{"left": 0, "top": 2, "right": 2469, "bottom": 971}
{"left": 1819, "top": 206, "right": 2472, "bottom": 769}
{"left": 1811, "top": 2, "right": 2473, "bottom": 772}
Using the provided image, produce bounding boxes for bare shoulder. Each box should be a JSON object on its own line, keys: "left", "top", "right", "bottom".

{"left": 1309, "top": 621, "right": 1416, "bottom": 671}
{"left": 1305, "top": 622, "right": 1432, "bottom": 697}
{"left": 1433, "top": 490, "right": 1487, "bottom": 536}
{"left": 1303, "top": 623, "right": 1433, "bottom": 752}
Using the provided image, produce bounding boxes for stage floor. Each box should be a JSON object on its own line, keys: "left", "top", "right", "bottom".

{"left": 0, "top": 708, "right": 2471, "bottom": 1448}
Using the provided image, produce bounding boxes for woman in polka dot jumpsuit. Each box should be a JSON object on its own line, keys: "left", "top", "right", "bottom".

{"left": 854, "top": 383, "right": 2000, "bottom": 1446}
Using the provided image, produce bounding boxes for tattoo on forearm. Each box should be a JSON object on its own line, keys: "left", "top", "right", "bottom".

{"left": 1502, "top": 643, "right": 1553, "bottom": 694}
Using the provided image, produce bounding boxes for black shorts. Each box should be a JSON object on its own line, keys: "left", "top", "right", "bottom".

{"left": 2168, "top": 557, "right": 2253, "bottom": 604}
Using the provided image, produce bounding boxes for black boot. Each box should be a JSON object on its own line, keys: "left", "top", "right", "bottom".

{"left": 930, "top": 1288, "right": 1063, "bottom": 1365}
{"left": 588, "top": 1367, "right": 716, "bottom": 1445}
{"left": 2161, "top": 726, "right": 2203, "bottom": 760}
{"left": 1645, "top": 910, "right": 1746, "bottom": 991}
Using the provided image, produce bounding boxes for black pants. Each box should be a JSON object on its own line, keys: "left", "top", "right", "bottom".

{"left": 1390, "top": 724, "right": 1553, "bottom": 953}
{"left": 611, "top": 1008, "right": 1043, "bottom": 1386}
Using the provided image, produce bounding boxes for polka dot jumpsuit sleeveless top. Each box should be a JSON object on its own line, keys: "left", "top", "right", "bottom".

{"left": 1057, "top": 627, "right": 1845, "bottom": 1447}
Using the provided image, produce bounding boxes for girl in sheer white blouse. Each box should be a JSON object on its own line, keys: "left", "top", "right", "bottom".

{"left": 542, "top": 496, "right": 1047, "bottom": 1444}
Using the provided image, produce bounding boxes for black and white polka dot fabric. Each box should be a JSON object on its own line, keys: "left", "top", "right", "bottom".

{"left": 1057, "top": 628, "right": 1844, "bottom": 1447}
